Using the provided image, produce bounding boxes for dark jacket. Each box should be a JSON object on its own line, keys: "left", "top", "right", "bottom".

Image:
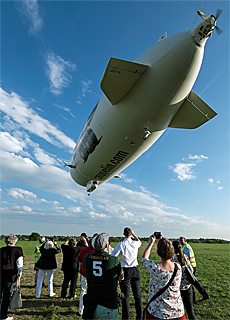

{"left": 61, "top": 244, "right": 81, "bottom": 272}
{"left": 37, "top": 243, "right": 61, "bottom": 270}
{"left": 0, "top": 246, "right": 23, "bottom": 282}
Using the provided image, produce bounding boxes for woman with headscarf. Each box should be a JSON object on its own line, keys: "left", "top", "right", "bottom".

{"left": 142, "top": 236, "right": 186, "bottom": 320}
{"left": 35, "top": 240, "right": 61, "bottom": 298}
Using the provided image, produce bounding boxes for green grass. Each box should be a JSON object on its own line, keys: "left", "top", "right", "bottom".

{"left": 1, "top": 241, "right": 229, "bottom": 319}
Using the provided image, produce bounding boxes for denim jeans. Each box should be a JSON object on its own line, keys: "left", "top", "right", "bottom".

{"left": 0, "top": 277, "right": 14, "bottom": 319}
{"left": 36, "top": 269, "right": 54, "bottom": 297}
{"left": 78, "top": 275, "right": 88, "bottom": 315}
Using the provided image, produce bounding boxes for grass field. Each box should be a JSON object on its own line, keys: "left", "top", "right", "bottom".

{"left": 1, "top": 240, "right": 229, "bottom": 320}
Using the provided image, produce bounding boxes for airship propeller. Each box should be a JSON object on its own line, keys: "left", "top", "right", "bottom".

{"left": 196, "top": 7, "right": 223, "bottom": 35}
{"left": 213, "top": 9, "right": 223, "bottom": 35}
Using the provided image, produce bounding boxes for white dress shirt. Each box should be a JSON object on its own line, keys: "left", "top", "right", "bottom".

{"left": 112, "top": 238, "right": 141, "bottom": 268}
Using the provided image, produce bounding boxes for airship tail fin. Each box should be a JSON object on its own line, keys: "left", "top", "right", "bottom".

{"left": 100, "top": 57, "right": 149, "bottom": 105}
{"left": 168, "top": 90, "right": 217, "bottom": 129}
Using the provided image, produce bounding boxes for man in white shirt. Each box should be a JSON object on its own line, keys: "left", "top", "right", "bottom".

{"left": 112, "top": 227, "right": 142, "bottom": 320}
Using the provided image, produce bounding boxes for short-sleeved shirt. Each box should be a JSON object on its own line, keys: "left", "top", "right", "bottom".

{"left": 112, "top": 238, "right": 141, "bottom": 267}
{"left": 142, "top": 258, "right": 184, "bottom": 319}
{"left": 182, "top": 244, "right": 191, "bottom": 258}
{"left": 171, "top": 254, "right": 193, "bottom": 290}
{"left": 84, "top": 251, "right": 123, "bottom": 309}
{"left": 77, "top": 246, "right": 95, "bottom": 277}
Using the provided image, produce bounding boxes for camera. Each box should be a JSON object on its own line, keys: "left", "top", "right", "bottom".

{"left": 153, "top": 232, "right": 162, "bottom": 239}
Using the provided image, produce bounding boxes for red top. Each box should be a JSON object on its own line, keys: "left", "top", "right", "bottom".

{"left": 77, "top": 246, "right": 95, "bottom": 277}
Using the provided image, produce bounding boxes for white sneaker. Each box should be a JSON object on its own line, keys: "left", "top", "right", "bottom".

{"left": 4, "top": 317, "right": 14, "bottom": 320}
{"left": 49, "top": 293, "right": 56, "bottom": 297}
{"left": 35, "top": 295, "right": 40, "bottom": 298}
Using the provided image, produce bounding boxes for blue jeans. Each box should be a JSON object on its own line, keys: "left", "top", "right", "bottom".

{"left": 0, "top": 278, "right": 14, "bottom": 319}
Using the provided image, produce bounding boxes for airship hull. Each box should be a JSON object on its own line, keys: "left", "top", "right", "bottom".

{"left": 70, "top": 21, "right": 217, "bottom": 191}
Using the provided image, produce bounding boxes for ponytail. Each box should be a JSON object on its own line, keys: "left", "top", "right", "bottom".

{"left": 172, "top": 240, "right": 186, "bottom": 266}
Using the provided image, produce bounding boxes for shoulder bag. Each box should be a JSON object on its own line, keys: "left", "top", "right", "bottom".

{"left": 142, "top": 263, "right": 178, "bottom": 320}
{"left": 10, "top": 277, "right": 22, "bottom": 309}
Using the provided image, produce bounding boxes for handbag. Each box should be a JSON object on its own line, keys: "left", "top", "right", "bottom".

{"left": 142, "top": 263, "right": 178, "bottom": 320}
{"left": 9, "top": 277, "right": 22, "bottom": 309}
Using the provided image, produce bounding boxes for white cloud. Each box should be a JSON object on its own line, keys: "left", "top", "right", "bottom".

{"left": 81, "top": 79, "right": 92, "bottom": 97}
{"left": 120, "top": 173, "right": 136, "bottom": 184}
{"left": 8, "top": 188, "right": 39, "bottom": 204}
{"left": 53, "top": 103, "right": 76, "bottom": 118}
{"left": 1, "top": 148, "right": 229, "bottom": 238}
{"left": 170, "top": 154, "right": 209, "bottom": 181}
{"left": 208, "top": 178, "right": 223, "bottom": 191}
{"left": 19, "top": 0, "right": 43, "bottom": 35}
{"left": 183, "top": 154, "right": 208, "bottom": 161}
{"left": 169, "top": 163, "right": 196, "bottom": 181}
{"left": 34, "top": 147, "right": 57, "bottom": 165}
{"left": 0, "top": 132, "right": 23, "bottom": 153}
{"left": 45, "top": 51, "right": 77, "bottom": 95}
{"left": 0, "top": 88, "right": 75, "bottom": 151}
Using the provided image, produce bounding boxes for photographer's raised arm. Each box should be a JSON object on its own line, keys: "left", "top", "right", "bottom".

{"left": 142, "top": 236, "right": 155, "bottom": 259}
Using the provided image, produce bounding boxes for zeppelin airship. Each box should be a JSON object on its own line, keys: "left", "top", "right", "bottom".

{"left": 69, "top": 10, "right": 221, "bottom": 194}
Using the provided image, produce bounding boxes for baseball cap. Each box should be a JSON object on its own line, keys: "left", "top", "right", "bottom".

{"left": 93, "top": 233, "right": 109, "bottom": 251}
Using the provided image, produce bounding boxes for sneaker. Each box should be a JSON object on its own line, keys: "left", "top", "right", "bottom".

{"left": 76, "top": 312, "right": 82, "bottom": 317}
{"left": 35, "top": 295, "right": 40, "bottom": 298}
{"left": 49, "top": 293, "right": 56, "bottom": 297}
{"left": 2, "top": 317, "right": 14, "bottom": 320}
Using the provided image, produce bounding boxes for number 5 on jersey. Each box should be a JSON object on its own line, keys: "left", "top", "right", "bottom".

{"left": 93, "top": 261, "right": 102, "bottom": 277}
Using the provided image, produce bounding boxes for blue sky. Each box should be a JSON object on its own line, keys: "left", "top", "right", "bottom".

{"left": 1, "top": 1, "right": 229, "bottom": 240}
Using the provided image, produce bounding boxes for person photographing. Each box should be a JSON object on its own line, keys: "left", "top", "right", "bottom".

{"left": 142, "top": 235, "right": 186, "bottom": 320}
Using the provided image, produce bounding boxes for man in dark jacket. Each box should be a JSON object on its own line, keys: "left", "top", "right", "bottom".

{"left": 0, "top": 234, "right": 23, "bottom": 320}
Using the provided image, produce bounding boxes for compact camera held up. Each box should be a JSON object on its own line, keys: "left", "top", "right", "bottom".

{"left": 153, "top": 232, "right": 162, "bottom": 240}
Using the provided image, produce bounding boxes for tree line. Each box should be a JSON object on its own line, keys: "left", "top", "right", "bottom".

{"left": 0, "top": 232, "right": 229, "bottom": 244}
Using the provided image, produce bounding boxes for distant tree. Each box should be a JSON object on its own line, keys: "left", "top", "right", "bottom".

{"left": 29, "top": 232, "right": 40, "bottom": 241}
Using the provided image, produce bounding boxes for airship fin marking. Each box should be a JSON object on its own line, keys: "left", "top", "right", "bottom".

{"left": 100, "top": 57, "right": 149, "bottom": 105}
{"left": 157, "top": 32, "right": 167, "bottom": 42}
{"left": 168, "top": 90, "right": 217, "bottom": 129}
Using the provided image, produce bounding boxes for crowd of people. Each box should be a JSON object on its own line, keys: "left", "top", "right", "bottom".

{"left": 0, "top": 229, "right": 209, "bottom": 320}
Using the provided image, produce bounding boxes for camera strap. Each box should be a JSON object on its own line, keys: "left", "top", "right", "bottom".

{"left": 143, "top": 263, "right": 178, "bottom": 313}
